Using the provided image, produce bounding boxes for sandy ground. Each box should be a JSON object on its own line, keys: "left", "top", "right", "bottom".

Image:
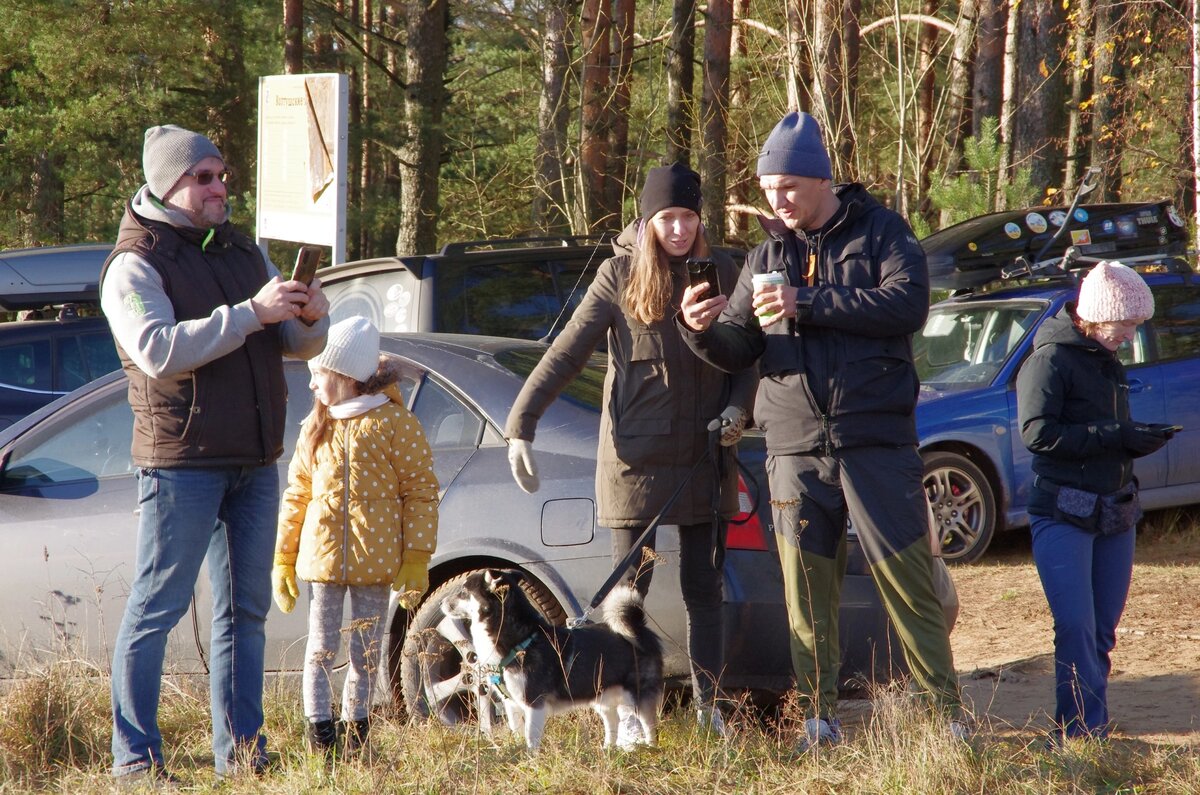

{"left": 947, "top": 520, "right": 1200, "bottom": 744}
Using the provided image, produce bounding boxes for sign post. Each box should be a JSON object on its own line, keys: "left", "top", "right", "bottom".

{"left": 256, "top": 73, "right": 349, "bottom": 265}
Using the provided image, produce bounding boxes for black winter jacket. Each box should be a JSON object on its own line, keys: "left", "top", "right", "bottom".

{"left": 1016, "top": 307, "right": 1136, "bottom": 517}
{"left": 680, "top": 183, "right": 929, "bottom": 455}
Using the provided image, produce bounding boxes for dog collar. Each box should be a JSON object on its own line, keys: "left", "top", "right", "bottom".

{"left": 487, "top": 633, "right": 537, "bottom": 697}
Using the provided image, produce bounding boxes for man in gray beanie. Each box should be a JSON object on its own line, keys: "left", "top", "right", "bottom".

{"left": 100, "top": 125, "right": 330, "bottom": 782}
{"left": 678, "top": 110, "right": 965, "bottom": 750}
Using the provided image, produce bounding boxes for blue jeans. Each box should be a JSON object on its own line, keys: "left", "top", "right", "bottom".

{"left": 111, "top": 465, "right": 278, "bottom": 776}
{"left": 1030, "top": 515, "right": 1136, "bottom": 738}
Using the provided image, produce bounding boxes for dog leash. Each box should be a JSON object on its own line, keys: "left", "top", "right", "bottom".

{"left": 569, "top": 417, "right": 761, "bottom": 628}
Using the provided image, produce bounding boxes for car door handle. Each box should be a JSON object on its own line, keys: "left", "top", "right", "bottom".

{"left": 1127, "top": 378, "right": 1147, "bottom": 394}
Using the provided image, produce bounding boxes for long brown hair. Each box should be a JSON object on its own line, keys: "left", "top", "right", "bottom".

{"left": 298, "top": 356, "right": 401, "bottom": 461}
{"left": 622, "top": 219, "right": 711, "bottom": 325}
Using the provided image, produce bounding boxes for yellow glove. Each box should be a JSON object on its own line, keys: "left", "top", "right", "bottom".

{"left": 272, "top": 560, "right": 299, "bottom": 614}
{"left": 393, "top": 552, "right": 431, "bottom": 610}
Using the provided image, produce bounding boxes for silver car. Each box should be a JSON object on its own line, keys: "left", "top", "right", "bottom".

{"left": 0, "top": 333, "right": 906, "bottom": 718}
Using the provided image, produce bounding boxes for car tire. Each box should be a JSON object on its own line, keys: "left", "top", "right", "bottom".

{"left": 922, "top": 451, "right": 997, "bottom": 564}
{"left": 399, "top": 569, "right": 566, "bottom": 726}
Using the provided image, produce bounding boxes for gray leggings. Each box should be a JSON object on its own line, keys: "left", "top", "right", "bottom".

{"left": 303, "top": 583, "right": 390, "bottom": 722}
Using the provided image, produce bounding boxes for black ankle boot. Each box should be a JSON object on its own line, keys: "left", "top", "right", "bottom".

{"left": 305, "top": 719, "right": 338, "bottom": 755}
{"left": 342, "top": 717, "right": 371, "bottom": 755}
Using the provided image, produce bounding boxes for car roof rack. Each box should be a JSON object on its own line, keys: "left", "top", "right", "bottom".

{"left": 439, "top": 233, "right": 615, "bottom": 257}
{"left": 923, "top": 199, "right": 1191, "bottom": 292}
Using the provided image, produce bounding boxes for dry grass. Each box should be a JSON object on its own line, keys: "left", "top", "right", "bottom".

{"left": 0, "top": 667, "right": 1197, "bottom": 794}
{"left": 2, "top": 510, "right": 1199, "bottom": 793}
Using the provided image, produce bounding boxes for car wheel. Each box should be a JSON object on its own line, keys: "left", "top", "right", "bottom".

{"left": 399, "top": 569, "right": 566, "bottom": 727}
{"left": 922, "top": 451, "right": 997, "bottom": 564}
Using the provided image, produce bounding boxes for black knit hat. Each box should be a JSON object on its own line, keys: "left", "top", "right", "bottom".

{"left": 639, "top": 162, "right": 703, "bottom": 219}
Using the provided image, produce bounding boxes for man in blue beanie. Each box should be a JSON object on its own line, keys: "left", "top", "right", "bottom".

{"left": 678, "top": 111, "right": 964, "bottom": 750}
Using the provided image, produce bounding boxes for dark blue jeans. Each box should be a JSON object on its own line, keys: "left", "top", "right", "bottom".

{"left": 1030, "top": 515, "right": 1136, "bottom": 738}
{"left": 111, "top": 466, "right": 277, "bottom": 777}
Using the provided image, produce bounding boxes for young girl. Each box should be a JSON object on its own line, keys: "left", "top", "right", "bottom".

{"left": 272, "top": 315, "right": 439, "bottom": 755}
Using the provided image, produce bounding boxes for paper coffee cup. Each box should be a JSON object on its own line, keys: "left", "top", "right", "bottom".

{"left": 752, "top": 272, "right": 787, "bottom": 319}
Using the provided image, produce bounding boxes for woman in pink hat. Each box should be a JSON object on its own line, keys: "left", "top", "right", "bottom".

{"left": 1016, "top": 260, "right": 1175, "bottom": 745}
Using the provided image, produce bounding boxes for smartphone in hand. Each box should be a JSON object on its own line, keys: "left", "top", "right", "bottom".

{"left": 686, "top": 257, "right": 722, "bottom": 296}
{"left": 291, "top": 246, "right": 323, "bottom": 286}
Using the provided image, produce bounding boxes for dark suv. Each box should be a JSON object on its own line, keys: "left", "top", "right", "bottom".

{"left": 0, "top": 244, "right": 120, "bottom": 430}
{"left": 318, "top": 236, "right": 616, "bottom": 341}
{"left": 914, "top": 200, "right": 1200, "bottom": 562}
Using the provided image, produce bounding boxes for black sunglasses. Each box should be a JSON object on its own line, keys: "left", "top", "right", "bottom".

{"left": 185, "top": 168, "right": 233, "bottom": 186}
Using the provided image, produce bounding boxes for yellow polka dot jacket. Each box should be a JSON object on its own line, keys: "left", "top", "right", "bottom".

{"left": 275, "top": 385, "right": 440, "bottom": 585}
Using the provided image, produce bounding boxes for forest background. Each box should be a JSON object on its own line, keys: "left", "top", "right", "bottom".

{"left": 1, "top": 0, "right": 1196, "bottom": 261}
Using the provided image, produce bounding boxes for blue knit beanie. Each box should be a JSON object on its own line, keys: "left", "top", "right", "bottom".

{"left": 756, "top": 111, "right": 833, "bottom": 180}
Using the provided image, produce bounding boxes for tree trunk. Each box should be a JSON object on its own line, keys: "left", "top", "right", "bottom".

{"left": 357, "top": 0, "right": 372, "bottom": 259}
{"left": 23, "top": 151, "right": 65, "bottom": 246}
{"left": 203, "top": 0, "right": 253, "bottom": 192}
{"left": 666, "top": 0, "right": 697, "bottom": 166}
{"left": 996, "top": 0, "right": 1019, "bottom": 203}
{"left": 784, "top": 0, "right": 810, "bottom": 112}
{"left": 973, "top": 0, "right": 1006, "bottom": 138}
{"left": 284, "top": 0, "right": 304, "bottom": 74}
{"left": 607, "top": 0, "right": 635, "bottom": 222}
{"left": 1088, "top": 0, "right": 1128, "bottom": 201}
{"left": 726, "top": 0, "right": 752, "bottom": 243}
{"left": 916, "top": 0, "right": 940, "bottom": 218}
{"left": 1012, "top": 0, "right": 1069, "bottom": 195}
{"left": 532, "top": 0, "right": 575, "bottom": 236}
{"left": 940, "top": 0, "right": 978, "bottom": 227}
{"left": 700, "top": 0, "right": 732, "bottom": 244}
{"left": 395, "top": 0, "right": 448, "bottom": 255}
{"left": 1062, "top": 0, "right": 1093, "bottom": 196}
{"left": 812, "top": 0, "right": 848, "bottom": 177}
{"left": 579, "top": 0, "right": 613, "bottom": 230}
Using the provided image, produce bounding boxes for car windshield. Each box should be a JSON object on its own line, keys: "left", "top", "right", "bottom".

{"left": 914, "top": 300, "right": 1045, "bottom": 390}
{"left": 494, "top": 347, "right": 605, "bottom": 411}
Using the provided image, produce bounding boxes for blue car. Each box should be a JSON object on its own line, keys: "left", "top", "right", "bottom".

{"left": 915, "top": 200, "right": 1200, "bottom": 562}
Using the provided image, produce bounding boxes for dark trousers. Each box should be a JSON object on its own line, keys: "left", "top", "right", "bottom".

{"left": 766, "top": 445, "right": 960, "bottom": 720}
{"left": 611, "top": 522, "right": 725, "bottom": 704}
{"left": 1030, "top": 515, "right": 1136, "bottom": 738}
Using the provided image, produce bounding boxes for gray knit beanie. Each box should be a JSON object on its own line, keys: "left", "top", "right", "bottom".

{"left": 756, "top": 111, "right": 833, "bottom": 180}
{"left": 143, "top": 124, "right": 223, "bottom": 199}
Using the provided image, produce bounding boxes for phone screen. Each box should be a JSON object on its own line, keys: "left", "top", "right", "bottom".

{"left": 291, "top": 246, "right": 322, "bottom": 285}
{"left": 687, "top": 258, "right": 722, "bottom": 296}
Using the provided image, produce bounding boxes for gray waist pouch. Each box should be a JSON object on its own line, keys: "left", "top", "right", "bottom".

{"left": 1053, "top": 482, "right": 1140, "bottom": 536}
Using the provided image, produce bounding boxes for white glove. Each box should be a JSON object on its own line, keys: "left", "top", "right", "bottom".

{"left": 507, "top": 438, "right": 540, "bottom": 493}
{"left": 718, "top": 405, "right": 748, "bottom": 447}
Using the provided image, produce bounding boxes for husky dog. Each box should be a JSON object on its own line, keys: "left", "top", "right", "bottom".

{"left": 441, "top": 568, "right": 664, "bottom": 751}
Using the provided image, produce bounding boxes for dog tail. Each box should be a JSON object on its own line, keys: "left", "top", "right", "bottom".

{"left": 602, "top": 585, "right": 663, "bottom": 656}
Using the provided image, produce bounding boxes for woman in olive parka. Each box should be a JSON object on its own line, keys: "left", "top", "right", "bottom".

{"left": 504, "top": 163, "right": 756, "bottom": 741}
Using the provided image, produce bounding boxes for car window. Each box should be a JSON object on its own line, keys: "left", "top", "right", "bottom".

{"left": 435, "top": 256, "right": 598, "bottom": 339}
{"left": 0, "top": 388, "right": 133, "bottom": 487}
{"left": 410, "top": 376, "right": 483, "bottom": 450}
{"left": 0, "top": 338, "right": 52, "bottom": 392}
{"left": 493, "top": 347, "right": 605, "bottom": 411}
{"left": 915, "top": 302, "right": 1042, "bottom": 389}
{"left": 324, "top": 268, "right": 422, "bottom": 333}
{"left": 1148, "top": 285, "right": 1200, "bottom": 363}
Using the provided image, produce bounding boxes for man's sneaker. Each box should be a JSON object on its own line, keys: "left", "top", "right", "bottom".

{"left": 796, "top": 717, "right": 844, "bottom": 753}
{"left": 696, "top": 706, "right": 729, "bottom": 737}
{"left": 616, "top": 711, "right": 647, "bottom": 750}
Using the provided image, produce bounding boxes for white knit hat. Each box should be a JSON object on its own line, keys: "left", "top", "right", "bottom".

{"left": 142, "top": 124, "right": 223, "bottom": 199}
{"left": 309, "top": 316, "right": 380, "bottom": 382}
{"left": 1076, "top": 261, "right": 1154, "bottom": 323}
